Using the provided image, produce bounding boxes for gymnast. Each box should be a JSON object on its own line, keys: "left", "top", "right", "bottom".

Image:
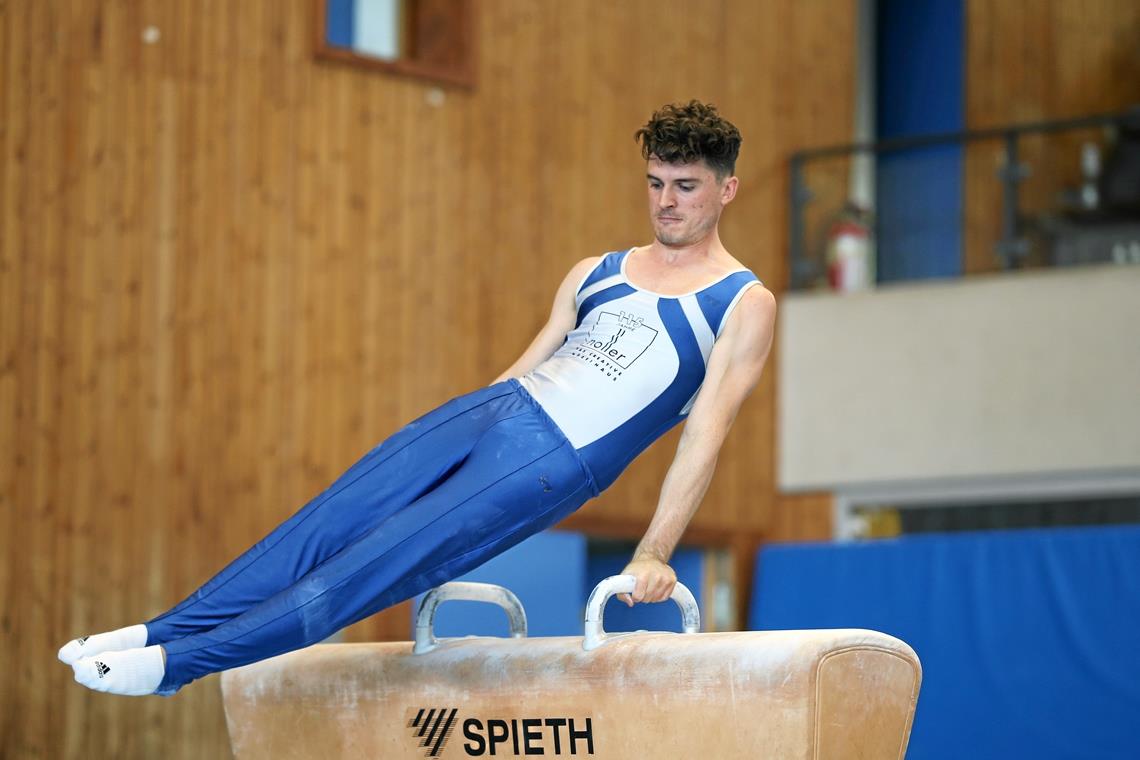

{"left": 60, "top": 100, "right": 777, "bottom": 696}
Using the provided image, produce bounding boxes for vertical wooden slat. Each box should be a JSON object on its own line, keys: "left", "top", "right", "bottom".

{"left": 8, "top": 0, "right": 30, "bottom": 746}
{"left": 0, "top": 2, "right": 20, "bottom": 753}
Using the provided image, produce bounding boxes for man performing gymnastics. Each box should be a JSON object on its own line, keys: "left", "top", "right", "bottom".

{"left": 60, "top": 100, "right": 777, "bottom": 696}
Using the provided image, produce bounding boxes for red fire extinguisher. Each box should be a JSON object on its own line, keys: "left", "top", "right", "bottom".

{"left": 825, "top": 203, "right": 874, "bottom": 292}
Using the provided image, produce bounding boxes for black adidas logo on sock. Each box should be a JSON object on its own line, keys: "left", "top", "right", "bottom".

{"left": 95, "top": 661, "right": 110, "bottom": 678}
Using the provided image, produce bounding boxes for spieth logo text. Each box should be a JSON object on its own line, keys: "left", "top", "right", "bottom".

{"left": 407, "top": 707, "right": 595, "bottom": 757}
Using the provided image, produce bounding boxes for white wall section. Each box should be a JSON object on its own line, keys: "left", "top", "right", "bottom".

{"left": 779, "top": 265, "right": 1140, "bottom": 491}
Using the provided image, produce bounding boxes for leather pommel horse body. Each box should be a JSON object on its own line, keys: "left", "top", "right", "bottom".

{"left": 221, "top": 578, "right": 921, "bottom": 759}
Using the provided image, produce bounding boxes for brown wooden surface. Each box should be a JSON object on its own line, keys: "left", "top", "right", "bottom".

{"left": 769, "top": 492, "right": 835, "bottom": 544}
{"left": 964, "top": 0, "right": 1140, "bottom": 273}
{"left": 1, "top": 1, "right": 857, "bottom": 757}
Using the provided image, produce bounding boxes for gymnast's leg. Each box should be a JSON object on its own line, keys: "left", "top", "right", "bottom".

{"left": 58, "top": 383, "right": 521, "bottom": 667}
{"left": 71, "top": 398, "right": 594, "bottom": 696}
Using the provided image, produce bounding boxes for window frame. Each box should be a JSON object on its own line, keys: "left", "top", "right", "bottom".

{"left": 313, "top": 0, "right": 476, "bottom": 89}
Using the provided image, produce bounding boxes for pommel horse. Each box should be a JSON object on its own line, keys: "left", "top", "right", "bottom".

{"left": 222, "top": 576, "right": 921, "bottom": 758}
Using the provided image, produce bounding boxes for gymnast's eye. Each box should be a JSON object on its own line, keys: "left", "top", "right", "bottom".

{"left": 678, "top": 183, "right": 695, "bottom": 192}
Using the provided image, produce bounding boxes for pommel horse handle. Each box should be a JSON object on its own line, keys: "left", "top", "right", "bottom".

{"left": 582, "top": 574, "right": 700, "bottom": 651}
{"left": 413, "top": 581, "right": 528, "bottom": 654}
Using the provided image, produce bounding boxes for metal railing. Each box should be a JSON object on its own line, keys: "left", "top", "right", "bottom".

{"left": 788, "top": 109, "right": 1136, "bottom": 290}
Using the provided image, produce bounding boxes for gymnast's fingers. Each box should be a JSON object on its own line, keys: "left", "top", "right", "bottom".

{"left": 646, "top": 575, "right": 670, "bottom": 602}
{"left": 632, "top": 573, "right": 649, "bottom": 603}
{"left": 652, "top": 576, "right": 677, "bottom": 602}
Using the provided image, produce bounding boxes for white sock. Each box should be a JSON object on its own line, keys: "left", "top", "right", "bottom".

{"left": 58, "top": 624, "right": 148, "bottom": 665}
{"left": 72, "top": 646, "right": 165, "bottom": 696}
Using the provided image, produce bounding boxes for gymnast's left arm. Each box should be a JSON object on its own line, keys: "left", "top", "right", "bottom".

{"left": 619, "top": 285, "right": 776, "bottom": 606}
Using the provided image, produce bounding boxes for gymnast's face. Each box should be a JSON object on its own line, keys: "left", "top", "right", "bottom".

{"left": 646, "top": 156, "right": 737, "bottom": 248}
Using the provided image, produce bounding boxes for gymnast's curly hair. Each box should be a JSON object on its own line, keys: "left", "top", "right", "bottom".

{"left": 634, "top": 101, "right": 742, "bottom": 179}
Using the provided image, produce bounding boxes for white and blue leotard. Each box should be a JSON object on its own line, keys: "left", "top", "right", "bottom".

{"left": 520, "top": 248, "right": 761, "bottom": 489}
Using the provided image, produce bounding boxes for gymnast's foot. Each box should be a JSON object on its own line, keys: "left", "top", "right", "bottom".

{"left": 58, "top": 624, "right": 148, "bottom": 665}
{"left": 72, "top": 645, "right": 166, "bottom": 696}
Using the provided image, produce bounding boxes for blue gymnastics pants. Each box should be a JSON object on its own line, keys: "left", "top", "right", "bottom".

{"left": 145, "top": 380, "right": 597, "bottom": 695}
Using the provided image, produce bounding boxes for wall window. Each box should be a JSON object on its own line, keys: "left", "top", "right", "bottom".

{"left": 317, "top": 0, "right": 475, "bottom": 88}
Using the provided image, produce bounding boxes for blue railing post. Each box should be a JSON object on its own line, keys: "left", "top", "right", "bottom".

{"left": 996, "top": 131, "right": 1031, "bottom": 269}
{"left": 788, "top": 155, "right": 813, "bottom": 289}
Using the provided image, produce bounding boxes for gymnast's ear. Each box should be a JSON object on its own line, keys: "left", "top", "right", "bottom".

{"left": 720, "top": 175, "right": 739, "bottom": 205}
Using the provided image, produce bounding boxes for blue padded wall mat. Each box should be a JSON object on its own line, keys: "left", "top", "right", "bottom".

{"left": 751, "top": 525, "right": 1140, "bottom": 759}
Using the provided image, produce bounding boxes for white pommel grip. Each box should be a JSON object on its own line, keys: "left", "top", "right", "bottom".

{"left": 582, "top": 574, "right": 700, "bottom": 651}
{"left": 414, "top": 582, "right": 528, "bottom": 654}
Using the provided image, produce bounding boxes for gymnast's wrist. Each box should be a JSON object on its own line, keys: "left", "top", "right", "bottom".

{"left": 631, "top": 547, "right": 670, "bottom": 564}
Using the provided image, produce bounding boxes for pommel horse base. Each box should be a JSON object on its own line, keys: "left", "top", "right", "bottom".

{"left": 221, "top": 578, "right": 921, "bottom": 758}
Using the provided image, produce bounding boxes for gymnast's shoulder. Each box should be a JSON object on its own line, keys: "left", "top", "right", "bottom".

{"left": 721, "top": 284, "right": 777, "bottom": 350}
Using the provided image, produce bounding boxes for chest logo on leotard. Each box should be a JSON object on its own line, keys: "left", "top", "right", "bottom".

{"left": 615, "top": 311, "right": 645, "bottom": 331}
{"left": 569, "top": 310, "right": 658, "bottom": 380}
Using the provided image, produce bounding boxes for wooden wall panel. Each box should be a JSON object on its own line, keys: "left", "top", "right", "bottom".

{"left": 965, "top": 0, "right": 1140, "bottom": 273}
{"left": 769, "top": 492, "right": 835, "bottom": 544}
{"left": 1, "top": 1, "right": 856, "bottom": 756}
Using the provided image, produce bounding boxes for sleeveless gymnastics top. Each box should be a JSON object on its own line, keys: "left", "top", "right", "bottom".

{"left": 517, "top": 248, "right": 761, "bottom": 491}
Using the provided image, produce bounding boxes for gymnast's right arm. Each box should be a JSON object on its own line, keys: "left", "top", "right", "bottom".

{"left": 490, "top": 256, "right": 600, "bottom": 384}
